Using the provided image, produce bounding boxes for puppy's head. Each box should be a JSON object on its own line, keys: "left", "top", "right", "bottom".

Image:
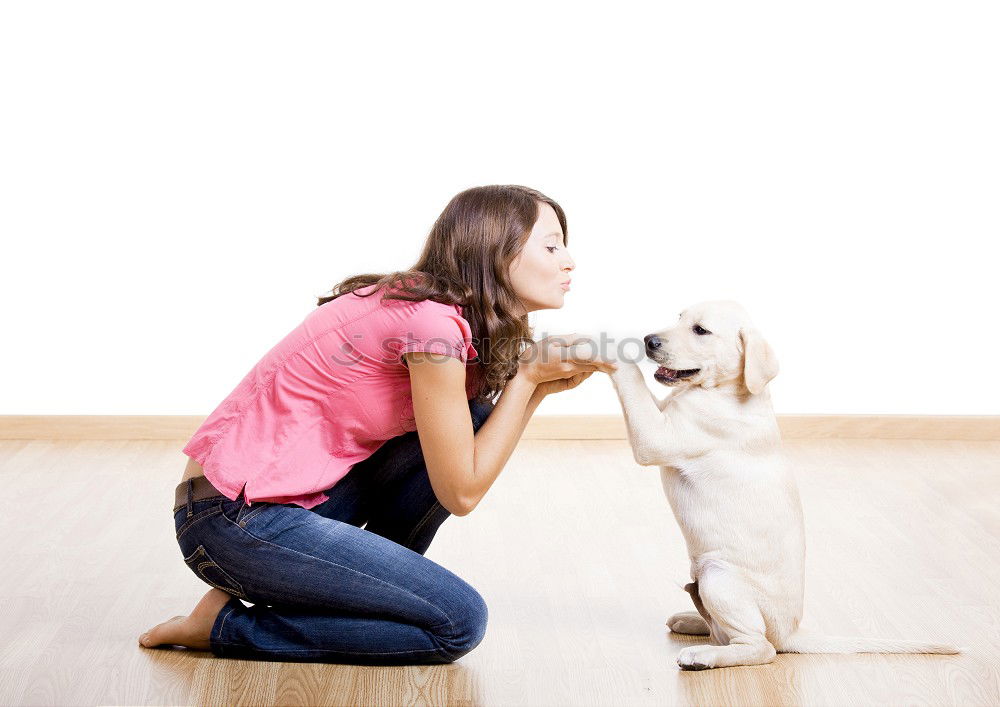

{"left": 642, "top": 300, "right": 779, "bottom": 394}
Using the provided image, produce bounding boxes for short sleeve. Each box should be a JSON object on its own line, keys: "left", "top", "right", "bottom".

{"left": 394, "top": 300, "right": 479, "bottom": 367}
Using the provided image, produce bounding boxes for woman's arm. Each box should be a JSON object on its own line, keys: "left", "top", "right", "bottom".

{"left": 459, "top": 373, "right": 543, "bottom": 511}
{"left": 405, "top": 352, "right": 541, "bottom": 516}
{"left": 521, "top": 386, "right": 548, "bottom": 433}
{"left": 405, "top": 341, "right": 612, "bottom": 516}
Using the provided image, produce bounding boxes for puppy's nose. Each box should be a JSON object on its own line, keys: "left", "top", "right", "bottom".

{"left": 644, "top": 334, "right": 661, "bottom": 353}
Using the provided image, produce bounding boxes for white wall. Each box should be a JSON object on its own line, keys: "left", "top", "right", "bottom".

{"left": 2, "top": 1, "right": 997, "bottom": 415}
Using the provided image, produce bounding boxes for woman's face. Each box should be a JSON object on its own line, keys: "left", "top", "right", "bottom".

{"left": 508, "top": 202, "right": 575, "bottom": 316}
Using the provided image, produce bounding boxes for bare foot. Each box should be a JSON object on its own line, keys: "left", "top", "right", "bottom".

{"left": 138, "top": 587, "right": 235, "bottom": 650}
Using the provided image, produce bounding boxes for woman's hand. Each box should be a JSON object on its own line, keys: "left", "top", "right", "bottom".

{"left": 517, "top": 333, "right": 617, "bottom": 394}
{"left": 536, "top": 370, "right": 594, "bottom": 396}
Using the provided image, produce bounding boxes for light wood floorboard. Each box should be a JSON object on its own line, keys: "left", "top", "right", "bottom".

{"left": 0, "top": 438, "right": 997, "bottom": 706}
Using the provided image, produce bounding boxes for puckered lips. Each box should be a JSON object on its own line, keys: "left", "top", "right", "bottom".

{"left": 653, "top": 366, "right": 700, "bottom": 384}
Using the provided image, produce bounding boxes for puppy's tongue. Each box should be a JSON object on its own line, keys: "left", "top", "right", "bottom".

{"left": 655, "top": 366, "right": 675, "bottom": 378}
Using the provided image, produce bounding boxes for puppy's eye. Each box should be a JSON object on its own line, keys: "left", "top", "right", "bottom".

{"left": 693, "top": 324, "right": 712, "bottom": 336}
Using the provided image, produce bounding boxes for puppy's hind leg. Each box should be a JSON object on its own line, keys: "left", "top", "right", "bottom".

{"left": 667, "top": 580, "right": 712, "bottom": 635}
{"left": 676, "top": 566, "right": 777, "bottom": 670}
{"left": 667, "top": 611, "right": 710, "bottom": 635}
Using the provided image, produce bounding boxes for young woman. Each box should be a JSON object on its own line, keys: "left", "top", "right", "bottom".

{"left": 138, "top": 184, "right": 616, "bottom": 664}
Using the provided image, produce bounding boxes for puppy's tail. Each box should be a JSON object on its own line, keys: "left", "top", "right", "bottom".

{"left": 776, "top": 631, "right": 962, "bottom": 655}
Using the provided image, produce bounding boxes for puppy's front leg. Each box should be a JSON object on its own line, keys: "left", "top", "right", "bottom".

{"left": 609, "top": 361, "right": 679, "bottom": 466}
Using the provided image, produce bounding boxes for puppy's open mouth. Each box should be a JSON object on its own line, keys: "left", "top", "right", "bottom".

{"left": 653, "top": 366, "right": 700, "bottom": 383}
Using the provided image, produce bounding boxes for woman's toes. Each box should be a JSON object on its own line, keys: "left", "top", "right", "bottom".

{"left": 139, "top": 591, "right": 232, "bottom": 651}
{"left": 139, "top": 616, "right": 189, "bottom": 648}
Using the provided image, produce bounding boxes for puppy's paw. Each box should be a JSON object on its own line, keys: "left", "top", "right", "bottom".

{"left": 677, "top": 644, "right": 719, "bottom": 671}
{"left": 608, "top": 358, "right": 642, "bottom": 382}
{"left": 561, "top": 340, "right": 618, "bottom": 376}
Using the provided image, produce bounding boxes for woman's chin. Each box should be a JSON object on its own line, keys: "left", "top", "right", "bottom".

{"left": 520, "top": 295, "right": 566, "bottom": 313}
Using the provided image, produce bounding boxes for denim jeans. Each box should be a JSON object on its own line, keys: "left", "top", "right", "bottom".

{"left": 172, "top": 397, "right": 495, "bottom": 665}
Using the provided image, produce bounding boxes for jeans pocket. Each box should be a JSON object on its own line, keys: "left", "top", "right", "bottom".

{"left": 175, "top": 504, "right": 224, "bottom": 542}
{"left": 183, "top": 544, "right": 248, "bottom": 600}
{"left": 234, "top": 501, "right": 272, "bottom": 528}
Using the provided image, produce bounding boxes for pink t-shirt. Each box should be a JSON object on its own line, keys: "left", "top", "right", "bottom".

{"left": 182, "top": 283, "right": 481, "bottom": 509}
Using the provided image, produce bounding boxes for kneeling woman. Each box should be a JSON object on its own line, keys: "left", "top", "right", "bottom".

{"left": 138, "top": 184, "right": 615, "bottom": 664}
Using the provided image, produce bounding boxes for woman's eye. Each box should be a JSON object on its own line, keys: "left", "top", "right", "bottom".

{"left": 693, "top": 324, "right": 711, "bottom": 336}
{"left": 546, "top": 246, "right": 559, "bottom": 253}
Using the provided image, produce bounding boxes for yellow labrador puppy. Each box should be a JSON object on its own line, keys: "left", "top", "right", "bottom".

{"left": 603, "top": 300, "right": 959, "bottom": 670}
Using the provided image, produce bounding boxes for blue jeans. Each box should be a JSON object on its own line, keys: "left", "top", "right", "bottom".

{"left": 172, "top": 397, "right": 495, "bottom": 665}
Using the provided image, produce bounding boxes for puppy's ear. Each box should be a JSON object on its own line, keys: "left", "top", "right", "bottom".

{"left": 739, "top": 327, "right": 779, "bottom": 395}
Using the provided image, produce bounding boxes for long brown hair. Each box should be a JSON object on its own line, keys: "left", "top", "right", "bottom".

{"left": 315, "top": 184, "right": 568, "bottom": 403}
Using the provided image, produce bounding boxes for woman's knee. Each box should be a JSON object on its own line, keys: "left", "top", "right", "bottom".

{"left": 470, "top": 397, "right": 495, "bottom": 431}
{"left": 431, "top": 583, "right": 489, "bottom": 662}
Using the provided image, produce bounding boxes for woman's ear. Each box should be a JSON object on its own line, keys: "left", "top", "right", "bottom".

{"left": 739, "top": 327, "right": 779, "bottom": 395}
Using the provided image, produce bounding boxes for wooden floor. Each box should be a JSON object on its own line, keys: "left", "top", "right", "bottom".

{"left": 1, "top": 437, "right": 998, "bottom": 706}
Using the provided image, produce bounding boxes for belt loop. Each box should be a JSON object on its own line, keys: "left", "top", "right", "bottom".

{"left": 186, "top": 478, "right": 194, "bottom": 518}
